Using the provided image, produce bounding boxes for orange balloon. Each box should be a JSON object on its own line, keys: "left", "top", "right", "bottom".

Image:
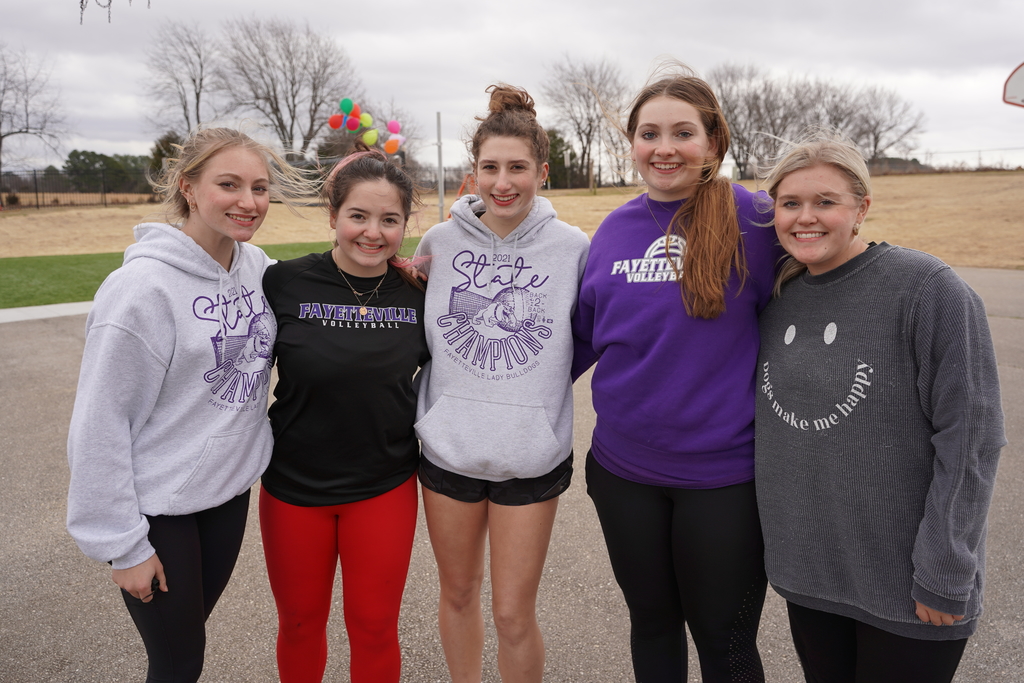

{"left": 384, "top": 139, "right": 400, "bottom": 154}
{"left": 350, "top": 103, "right": 361, "bottom": 119}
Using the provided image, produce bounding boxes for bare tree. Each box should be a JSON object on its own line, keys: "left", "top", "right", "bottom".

{"left": 542, "top": 56, "right": 627, "bottom": 187}
{"left": 746, "top": 75, "right": 813, "bottom": 172}
{"left": 143, "top": 20, "right": 220, "bottom": 136}
{"left": 804, "top": 80, "right": 860, "bottom": 133}
{"left": 710, "top": 63, "right": 925, "bottom": 176}
{"left": 367, "top": 98, "right": 423, "bottom": 158}
{"left": 708, "top": 63, "right": 762, "bottom": 179}
{"left": 601, "top": 116, "right": 633, "bottom": 186}
{"left": 852, "top": 86, "right": 925, "bottom": 161}
{"left": 0, "top": 44, "right": 66, "bottom": 205}
{"left": 217, "top": 18, "right": 362, "bottom": 159}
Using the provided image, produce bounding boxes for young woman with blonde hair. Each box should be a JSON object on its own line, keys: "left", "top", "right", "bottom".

{"left": 67, "top": 127, "right": 312, "bottom": 683}
{"left": 755, "top": 131, "right": 1004, "bottom": 683}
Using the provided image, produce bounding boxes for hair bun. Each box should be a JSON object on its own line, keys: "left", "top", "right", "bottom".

{"left": 485, "top": 84, "right": 537, "bottom": 118}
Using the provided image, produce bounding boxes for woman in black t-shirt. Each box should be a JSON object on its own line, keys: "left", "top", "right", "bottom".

{"left": 260, "top": 145, "right": 428, "bottom": 683}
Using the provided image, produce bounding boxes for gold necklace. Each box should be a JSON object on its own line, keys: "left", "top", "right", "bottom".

{"left": 336, "top": 266, "right": 388, "bottom": 316}
{"left": 644, "top": 195, "right": 669, "bottom": 234}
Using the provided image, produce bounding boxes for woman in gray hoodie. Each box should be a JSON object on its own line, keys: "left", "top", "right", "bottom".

{"left": 66, "top": 128, "right": 313, "bottom": 683}
{"left": 414, "top": 85, "right": 589, "bottom": 683}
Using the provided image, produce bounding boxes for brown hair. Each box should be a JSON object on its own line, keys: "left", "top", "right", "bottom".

{"left": 324, "top": 142, "right": 424, "bottom": 290}
{"left": 151, "top": 126, "right": 314, "bottom": 223}
{"left": 625, "top": 69, "right": 747, "bottom": 319}
{"left": 469, "top": 84, "right": 550, "bottom": 169}
{"left": 762, "top": 129, "right": 872, "bottom": 296}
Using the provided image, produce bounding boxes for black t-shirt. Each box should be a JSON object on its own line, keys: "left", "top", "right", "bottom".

{"left": 262, "top": 252, "right": 429, "bottom": 506}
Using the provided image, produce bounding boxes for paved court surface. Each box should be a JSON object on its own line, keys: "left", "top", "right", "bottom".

{"left": 0, "top": 266, "right": 1020, "bottom": 682}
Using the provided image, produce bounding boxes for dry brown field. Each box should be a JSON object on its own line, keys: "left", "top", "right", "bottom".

{"left": 1, "top": 171, "right": 1021, "bottom": 268}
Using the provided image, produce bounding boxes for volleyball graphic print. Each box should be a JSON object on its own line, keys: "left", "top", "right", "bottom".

{"left": 196, "top": 288, "right": 275, "bottom": 408}
{"left": 449, "top": 286, "right": 541, "bottom": 333}
{"left": 610, "top": 234, "right": 686, "bottom": 283}
{"left": 434, "top": 249, "right": 552, "bottom": 380}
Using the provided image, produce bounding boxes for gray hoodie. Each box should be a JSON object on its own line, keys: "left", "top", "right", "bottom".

{"left": 66, "top": 222, "right": 275, "bottom": 569}
{"left": 414, "top": 195, "right": 589, "bottom": 481}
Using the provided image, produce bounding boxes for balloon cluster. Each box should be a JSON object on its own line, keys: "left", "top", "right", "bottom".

{"left": 328, "top": 97, "right": 406, "bottom": 155}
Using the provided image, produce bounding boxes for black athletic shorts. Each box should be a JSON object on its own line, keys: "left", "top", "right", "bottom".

{"left": 418, "top": 453, "right": 573, "bottom": 506}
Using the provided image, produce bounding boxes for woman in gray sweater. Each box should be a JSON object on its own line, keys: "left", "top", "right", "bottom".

{"left": 754, "top": 131, "right": 1005, "bottom": 683}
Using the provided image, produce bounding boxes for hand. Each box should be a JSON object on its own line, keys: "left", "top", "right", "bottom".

{"left": 112, "top": 554, "right": 168, "bottom": 602}
{"left": 409, "top": 266, "right": 428, "bottom": 283}
{"left": 914, "top": 601, "right": 964, "bottom": 626}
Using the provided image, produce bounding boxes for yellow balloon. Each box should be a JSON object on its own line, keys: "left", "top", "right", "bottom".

{"left": 360, "top": 113, "right": 373, "bottom": 128}
{"left": 362, "top": 129, "right": 379, "bottom": 146}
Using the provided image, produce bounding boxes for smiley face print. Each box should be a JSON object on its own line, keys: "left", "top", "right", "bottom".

{"left": 760, "top": 320, "right": 875, "bottom": 433}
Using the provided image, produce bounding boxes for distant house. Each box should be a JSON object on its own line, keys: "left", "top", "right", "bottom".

{"left": 867, "top": 158, "right": 935, "bottom": 175}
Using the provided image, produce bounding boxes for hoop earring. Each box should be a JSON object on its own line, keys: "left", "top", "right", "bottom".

{"left": 187, "top": 196, "right": 197, "bottom": 214}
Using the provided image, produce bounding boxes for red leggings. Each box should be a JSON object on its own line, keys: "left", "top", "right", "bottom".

{"left": 259, "top": 477, "right": 417, "bottom": 683}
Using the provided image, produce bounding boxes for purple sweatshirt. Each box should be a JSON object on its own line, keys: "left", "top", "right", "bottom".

{"left": 572, "top": 185, "right": 779, "bottom": 488}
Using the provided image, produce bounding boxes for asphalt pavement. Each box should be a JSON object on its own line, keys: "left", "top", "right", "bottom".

{"left": 0, "top": 266, "right": 1020, "bottom": 682}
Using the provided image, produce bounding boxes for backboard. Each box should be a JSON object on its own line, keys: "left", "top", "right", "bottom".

{"left": 1005, "top": 62, "right": 1024, "bottom": 108}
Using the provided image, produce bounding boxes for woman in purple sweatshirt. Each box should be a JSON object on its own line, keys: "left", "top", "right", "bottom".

{"left": 572, "top": 66, "right": 780, "bottom": 682}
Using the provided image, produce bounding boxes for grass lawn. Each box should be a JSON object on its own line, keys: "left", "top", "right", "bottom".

{"left": 0, "top": 238, "right": 420, "bottom": 309}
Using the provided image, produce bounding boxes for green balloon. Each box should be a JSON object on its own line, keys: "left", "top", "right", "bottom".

{"left": 340, "top": 98, "right": 354, "bottom": 114}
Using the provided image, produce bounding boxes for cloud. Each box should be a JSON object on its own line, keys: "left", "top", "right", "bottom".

{"left": 2, "top": 0, "right": 1021, "bottom": 168}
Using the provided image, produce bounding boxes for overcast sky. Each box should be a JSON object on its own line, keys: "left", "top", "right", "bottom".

{"left": 4, "top": 0, "right": 1023, "bottom": 172}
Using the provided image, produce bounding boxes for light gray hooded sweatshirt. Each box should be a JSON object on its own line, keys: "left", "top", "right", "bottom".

{"left": 414, "top": 195, "right": 589, "bottom": 481}
{"left": 67, "top": 222, "right": 275, "bottom": 569}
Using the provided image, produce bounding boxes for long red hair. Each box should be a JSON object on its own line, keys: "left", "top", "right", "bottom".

{"left": 625, "top": 73, "right": 747, "bottom": 319}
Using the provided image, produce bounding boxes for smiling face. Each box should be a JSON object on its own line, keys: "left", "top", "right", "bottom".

{"left": 774, "top": 164, "right": 872, "bottom": 276}
{"left": 330, "top": 178, "right": 406, "bottom": 277}
{"left": 180, "top": 146, "right": 271, "bottom": 262}
{"left": 475, "top": 136, "right": 548, "bottom": 238}
{"left": 630, "top": 96, "right": 716, "bottom": 202}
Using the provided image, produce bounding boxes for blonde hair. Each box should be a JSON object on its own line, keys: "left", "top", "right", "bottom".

{"left": 150, "top": 127, "right": 315, "bottom": 223}
{"left": 623, "top": 63, "right": 746, "bottom": 319}
{"left": 761, "top": 130, "right": 871, "bottom": 295}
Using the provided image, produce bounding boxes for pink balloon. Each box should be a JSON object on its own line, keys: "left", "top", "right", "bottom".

{"left": 345, "top": 116, "right": 360, "bottom": 131}
{"left": 387, "top": 120, "right": 401, "bottom": 135}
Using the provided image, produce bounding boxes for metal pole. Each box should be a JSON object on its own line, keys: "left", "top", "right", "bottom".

{"left": 33, "top": 169, "right": 40, "bottom": 209}
{"left": 437, "top": 112, "right": 444, "bottom": 224}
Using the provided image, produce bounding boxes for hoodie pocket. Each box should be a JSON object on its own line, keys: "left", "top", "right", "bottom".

{"left": 169, "top": 420, "right": 270, "bottom": 514}
{"left": 414, "top": 393, "right": 561, "bottom": 479}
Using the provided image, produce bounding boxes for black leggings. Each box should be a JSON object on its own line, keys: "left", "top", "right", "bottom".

{"left": 121, "top": 490, "right": 250, "bottom": 683}
{"left": 786, "top": 601, "right": 968, "bottom": 683}
{"left": 586, "top": 452, "right": 767, "bottom": 683}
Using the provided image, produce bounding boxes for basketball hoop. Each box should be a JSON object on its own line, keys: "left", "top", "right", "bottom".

{"left": 1004, "top": 62, "right": 1024, "bottom": 109}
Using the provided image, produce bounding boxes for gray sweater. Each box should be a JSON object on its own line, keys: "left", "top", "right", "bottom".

{"left": 755, "top": 243, "right": 1004, "bottom": 639}
{"left": 414, "top": 195, "right": 589, "bottom": 481}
